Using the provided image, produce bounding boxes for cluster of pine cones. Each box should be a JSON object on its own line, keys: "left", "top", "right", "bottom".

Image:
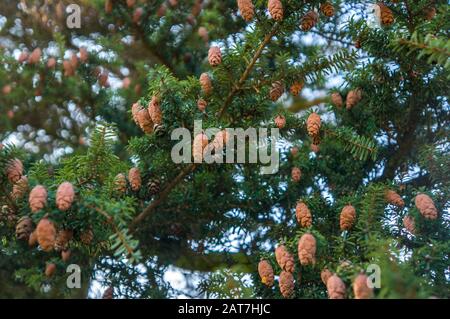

{"left": 114, "top": 168, "right": 161, "bottom": 197}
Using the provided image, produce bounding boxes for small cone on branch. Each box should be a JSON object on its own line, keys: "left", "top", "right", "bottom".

{"left": 208, "top": 46, "right": 222, "bottom": 67}
{"left": 168, "top": 0, "right": 178, "bottom": 7}
{"left": 310, "top": 144, "right": 320, "bottom": 153}
{"left": 306, "top": 112, "right": 321, "bottom": 138}
{"left": 56, "top": 182, "right": 75, "bottom": 211}
{"left": 127, "top": 0, "right": 136, "bottom": 8}
{"left": 148, "top": 96, "right": 163, "bottom": 126}
{"left": 291, "top": 167, "right": 301, "bottom": 183}
{"left": 63, "top": 60, "right": 75, "bottom": 77}
{"left": 61, "top": 249, "right": 71, "bottom": 262}
{"left": 212, "top": 130, "right": 230, "bottom": 151}
{"left": 98, "top": 71, "right": 109, "bottom": 88}
{"left": 320, "top": 2, "right": 335, "bottom": 17}
{"left": 290, "top": 82, "right": 304, "bottom": 96}
{"left": 45, "top": 263, "right": 56, "bottom": 278}
{"left": 321, "top": 268, "right": 333, "bottom": 285}
{"left": 134, "top": 103, "right": 154, "bottom": 134}
{"left": 403, "top": 215, "right": 416, "bottom": 234}
{"left": 114, "top": 173, "right": 127, "bottom": 193}
{"left": 105, "top": 0, "right": 113, "bottom": 14}
{"left": 192, "top": 0, "right": 202, "bottom": 16}
{"left": 80, "top": 228, "right": 94, "bottom": 245}
{"left": 298, "top": 233, "right": 316, "bottom": 266}
{"left": 423, "top": 7, "right": 436, "bottom": 20}
{"left": 290, "top": 147, "right": 299, "bottom": 157}
{"left": 157, "top": 3, "right": 167, "bottom": 17}
{"left": 54, "top": 229, "right": 73, "bottom": 252}
{"left": 275, "top": 245, "right": 295, "bottom": 273}
{"left": 198, "top": 27, "right": 209, "bottom": 42}
{"left": 414, "top": 193, "right": 438, "bottom": 220}
{"left": 103, "top": 287, "right": 114, "bottom": 299}
{"left": 18, "top": 51, "right": 29, "bottom": 63}
{"left": 16, "top": 216, "right": 33, "bottom": 241}
{"left": 301, "top": 11, "right": 319, "bottom": 31}
{"left": 6, "top": 158, "right": 23, "bottom": 183}
{"left": 133, "top": 7, "right": 144, "bottom": 24}
{"left": 70, "top": 54, "right": 78, "bottom": 69}
{"left": 122, "top": 77, "right": 131, "bottom": 89}
{"left": 79, "top": 47, "right": 88, "bottom": 63}
{"left": 258, "top": 260, "right": 274, "bottom": 287}
{"left": 346, "top": 88, "right": 362, "bottom": 110}
{"left": 131, "top": 103, "right": 141, "bottom": 125}
{"left": 270, "top": 81, "right": 284, "bottom": 101}
{"left": 376, "top": 3, "right": 394, "bottom": 26}
{"left": 197, "top": 98, "right": 207, "bottom": 112}
{"left": 295, "top": 201, "right": 312, "bottom": 227}
{"left": 353, "top": 274, "right": 373, "bottom": 299}
{"left": 279, "top": 271, "right": 294, "bottom": 298}
{"left": 200, "top": 73, "right": 212, "bottom": 94}
{"left": 28, "top": 230, "right": 38, "bottom": 247}
{"left": 147, "top": 178, "right": 161, "bottom": 196}
{"left": 385, "top": 190, "right": 404, "bottom": 208}
{"left": 331, "top": 92, "right": 343, "bottom": 108}
{"left": 193, "top": 133, "right": 209, "bottom": 162}
{"left": 237, "top": 0, "right": 254, "bottom": 21}
{"left": 268, "top": 0, "right": 283, "bottom": 21}
{"left": 29, "top": 185, "right": 48, "bottom": 213}
{"left": 128, "top": 167, "right": 141, "bottom": 192}
{"left": 354, "top": 39, "right": 361, "bottom": 49}
{"left": 327, "top": 274, "right": 346, "bottom": 299}
{"left": 28, "top": 48, "right": 42, "bottom": 64}
{"left": 274, "top": 115, "right": 286, "bottom": 129}
{"left": 340, "top": 205, "right": 356, "bottom": 231}
{"left": 11, "top": 176, "right": 28, "bottom": 200}
{"left": 36, "top": 217, "right": 56, "bottom": 252}
{"left": 2, "top": 85, "right": 12, "bottom": 95}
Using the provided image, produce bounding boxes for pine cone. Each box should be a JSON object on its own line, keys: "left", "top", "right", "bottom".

{"left": 268, "top": 0, "right": 283, "bottom": 21}
{"left": 18, "top": 51, "right": 29, "bottom": 63}
{"left": 423, "top": 7, "right": 436, "bottom": 20}
{"left": 290, "top": 147, "right": 299, "bottom": 157}
{"left": 291, "top": 167, "right": 301, "bottom": 183}
{"left": 327, "top": 274, "right": 346, "bottom": 299}
{"left": 301, "top": 11, "right": 319, "bottom": 31}
{"left": 80, "top": 228, "right": 94, "bottom": 245}
{"left": 274, "top": 115, "right": 286, "bottom": 129}
{"left": 197, "top": 98, "right": 207, "bottom": 112}
{"left": 306, "top": 112, "right": 321, "bottom": 137}
{"left": 114, "top": 173, "right": 127, "bottom": 193}
{"left": 148, "top": 96, "right": 162, "bottom": 125}
{"left": 54, "top": 229, "right": 73, "bottom": 252}
{"left": 385, "top": 190, "right": 404, "bottom": 208}
{"left": 321, "top": 268, "right": 333, "bottom": 285}
{"left": 102, "top": 287, "right": 114, "bottom": 299}
{"left": 331, "top": 92, "right": 343, "bottom": 108}
{"left": 47, "top": 57, "right": 56, "bottom": 68}
{"left": 15, "top": 216, "right": 33, "bottom": 241}
{"left": 56, "top": 182, "right": 75, "bottom": 211}
{"left": 290, "top": 82, "right": 304, "bottom": 96}
{"left": 79, "top": 47, "right": 89, "bottom": 63}
{"left": 295, "top": 201, "right": 312, "bottom": 227}
{"left": 1, "top": 205, "right": 17, "bottom": 226}
{"left": 28, "top": 48, "right": 42, "bottom": 64}
{"left": 105, "top": 0, "right": 113, "bottom": 14}
{"left": 269, "top": 81, "right": 284, "bottom": 101}
{"left": 147, "top": 178, "right": 161, "bottom": 196}
{"left": 258, "top": 260, "right": 274, "bottom": 286}
{"left": 340, "top": 205, "right": 356, "bottom": 231}
{"left": 157, "top": 3, "right": 167, "bottom": 17}
{"left": 208, "top": 46, "right": 222, "bottom": 67}
{"left": 275, "top": 245, "right": 295, "bottom": 273}
{"left": 403, "top": 215, "right": 416, "bottom": 234}
{"left": 6, "top": 158, "right": 23, "bottom": 183}
{"left": 28, "top": 230, "right": 38, "bottom": 247}
{"left": 279, "top": 271, "right": 294, "bottom": 298}
{"left": 61, "top": 249, "right": 71, "bottom": 262}
{"left": 237, "top": 0, "right": 254, "bottom": 21}
{"left": 45, "top": 263, "right": 56, "bottom": 278}
{"left": 212, "top": 130, "right": 230, "bottom": 151}
{"left": 414, "top": 193, "right": 438, "bottom": 220}
{"left": 63, "top": 60, "right": 75, "bottom": 77}
{"left": 11, "top": 175, "right": 29, "bottom": 200}
{"left": 353, "top": 274, "right": 373, "bottom": 299}
{"left": 377, "top": 3, "right": 394, "bottom": 26}
{"left": 29, "top": 185, "right": 48, "bottom": 213}
{"left": 133, "top": 7, "right": 143, "bottom": 24}
{"left": 122, "top": 77, "right": 131, "bottom": 89}
{"left": 198, "top": 27, "right": 209, "bottom": 42}
{"left": 131, "top": 102, "right": 141, "bottom": 125}
{"left": 136, "top": 106, "right": 154, "bottom": 134}
{"left": 154, "top": 123, "right": 166, "bottom": 137}
{"left": 310, "top": 144, "right": 320, "bottom": 153}
{"left": 128, "top": 167, "right": 141, "bottom": 192}
{"left": 346, "top": 88, "right": 362, "bottom": 110}
{"left": 320, "top": 2, "right": 335, "bottom": 17}
{"left": 200, "top": 73, "right": 212, "bottom": 94}
{"left": 193, "top": 133, "right": 209, "bottom": 162}
{"left": 298, "top": 233, "right": 316, "bottom": 266}
{"left": 36, "top": 217, "right": 56, "bottom": 252}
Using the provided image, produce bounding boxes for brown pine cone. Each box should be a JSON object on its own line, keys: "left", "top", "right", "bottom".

{"left": 63, "top": 60, "right": 75, "bottom": 77}
{"left": 148, "top": 96, "right": 162, "bottom": 125}
{"left": 29, "top": 185, "right": 48, "bottom": 213}
{"left": 353, "top": 274, "right": 373, "bottom": 299}
{"left": 327, "top": 274, "right": 346, "bottom": 299}
{"left": 36, "top": 217, "right": 56, "bottom": 252}
{"left": 275, "top": 245, "right": 295, "bottom": 273}
{"left": 414, "top": 193, "right": 438, "bottom": 220}
{"left": 403, "top": 215, "right": 416, "bottom": 234}
{"left": 212, "top": 130, "right": 229, "bottom": 151}
{"left": 105, "top": 0, "right": 113, "bottom": 14}
{"left": 279, "top": 271, "right": 294, "bottom": 298}
{"left": 423, "top": 7, "right": 436, "bottom": 20}
{"left": 237, "top": 0, "right": 254, "bottom": 21}
{"left": 16, "top": 216, "right": 33, "bottom": 241}
{"left": 102, "top": 287, "right": 114, "bottom": 299}
{"left": 56, "top": 182, "right": 75, "bottom": 211}
{"left": 270, "top": 81, "right": 284, "bottom": 101}
{"left": 114, "top": 173, "right": 127, "bottom": 193}
{"left": 79, "top": 47, "right": 89, "bottom": 63}
{"left": 18, "top": 51, "right": 29, "bottom": 63}
{"left": 193, "top": 133, "right": 209, "bottom": 162}
{"left": 61, "top": 249, "right": 71, "bottom": 262}
{"left": 45, "top": 263, "right": 56, "bottom": 278}
{"left": 274, "top": 115, "right": 286, "bottom": 129}
{"left": 310, "top": 144, "right": 320, "bottom": 153}
{"left": 258, "top": 260, "right": 274, "bottom": 287}
{"left": 131, "top": 103, "right": 141, "bottom": 125}
{"left": 157, "top": 3, "right": 167, "bottom": 17}
{"left": 320, "top": 2, "right": 335, "bottom": 17}
{"left": 290, "top": 147, "right": 299, "bottom": 157}
{"left": 28, "top": 230, "right": 38, "bottom": 247}
{"left": 385, "top": 190, "right": 404, "bottom": 208}
{"left": 197, "top": 98, "right": 207, "bottom": 112}
{"left": 346, "top": 88, "right": 362, "bottom": 110}
{"left": 80, "top": 228, "right": 94, "bottom": 245}
{"left": 295, "top": 201, "right": 312, "bottom": 227}
{"left": 28, "top": 48, "right": 42, "bottom": 64}
{"left": 297, "top": 233, "right": 316, "bottom": 266}
{"left": 200, "top": 73, "right": 212, "bottom": 94}
{"left": 54, "top": 229, "right": 73, "bottom": 252}
{"left": 128, "top": 167, "right": 141, "bottom": 192}
{"left": 136, "top": 106, "right": 154, "bottom": 134}
{"left": 133, "top": 7, "right": 144, "bottom": 24}
{"left": 6, "top": 158, "right": 23, "bottom": 184}
{"left": 98, "top": 71, "right": 109, "bottom": 88}
{"left": 268, "top": 0, "right": 283, "bottom": 21}
{"left": 11, "top": 176, "right": 29, "bottom": 200}
{"left": 331, "top": 92, "right": 343, "bottom": 108}
{"left": 306, "top": 112, "right": 321, "bottom": 138}
{"left": 340, "top": 204, "right": 356, "bottom": 231}
{"left": 301, "top": 11, "right": 319, "bottom": 31}
{"left": 377, "top": 3, "right": 394, "bottom": 26}
{"left": 354, "top": 39, "right": 361, "bottom": 49}
{"left": 290, "top": 81, "right": 304, "bottom": 96}
{"left": 208, "top": 46, "right": 222, "bottom": 67}
{"left": 198, "top": 27, "right": 209, "bottom": 42}
{"left": 47, "top": 57, "right": 56, "bottom": 68}
{"left": 291, "top": 167, "right": 301, "bottom": 183}
{"left": 321, "top": 268, "right": 333, "bottom": 285}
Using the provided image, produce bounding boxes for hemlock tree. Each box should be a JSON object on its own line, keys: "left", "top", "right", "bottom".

{"left": 0, "top": 0, "right": 448, "bottom": 299}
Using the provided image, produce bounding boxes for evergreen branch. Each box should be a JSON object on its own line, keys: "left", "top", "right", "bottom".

{"left": 324, "top": 127, "right": 378, "bottom": 161}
